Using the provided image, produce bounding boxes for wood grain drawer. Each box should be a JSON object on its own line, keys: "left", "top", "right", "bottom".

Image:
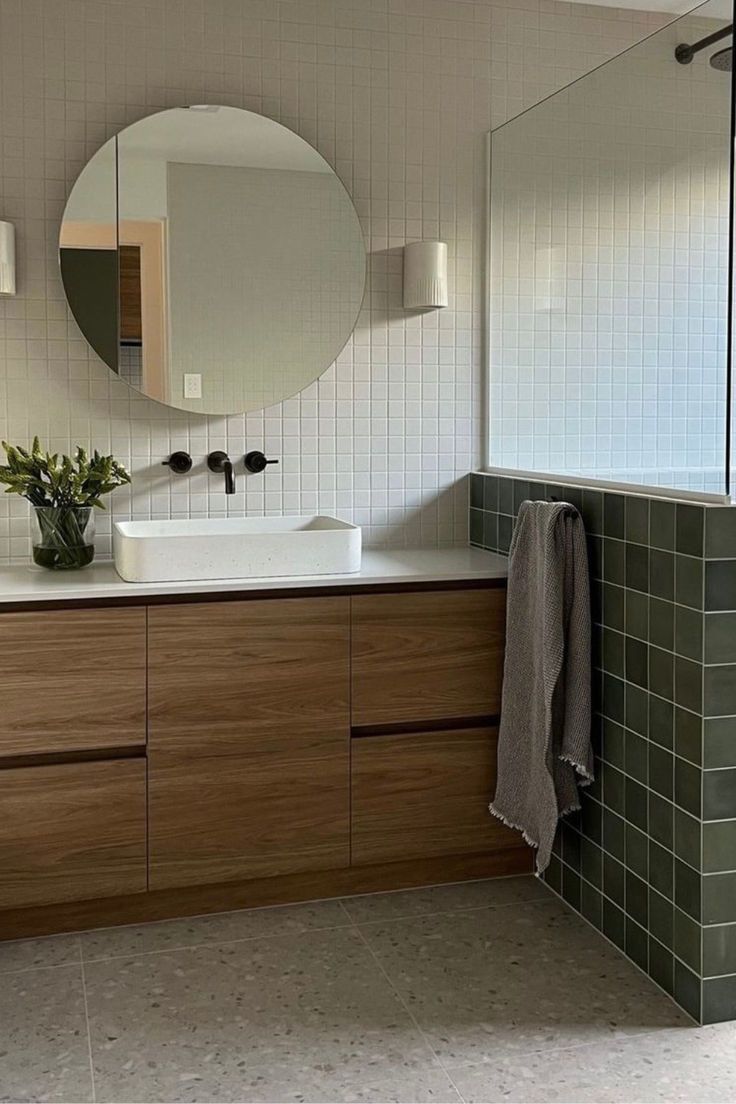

{"left": 351, "top": 726, "right": 520, "bottom": 865}
{"left": 0, "top": 758, "right": 147, "bottom": 909}
{"left": 351, "top": 589, "right": 505, "bottom": 727}
{"left": 0, "top": 607, "right": 146, "bottom": 757}
{"left": 147, "top": 598, "right": 351, "bottom": 890}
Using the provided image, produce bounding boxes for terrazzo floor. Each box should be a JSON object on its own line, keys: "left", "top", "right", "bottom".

{"left": 1, "top": 875, "right": 733, "bottom": 1104}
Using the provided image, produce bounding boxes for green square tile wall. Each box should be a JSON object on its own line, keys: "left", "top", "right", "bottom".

{"left": 470, "top": 472, "right": 736, "bottom": 1025}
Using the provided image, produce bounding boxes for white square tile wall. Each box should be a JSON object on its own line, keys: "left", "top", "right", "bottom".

{"left": 0, "top": 0, "right": 665, "bottom": 561}
{"left": 488, "top": 11, "right": 731, "bottom": 494}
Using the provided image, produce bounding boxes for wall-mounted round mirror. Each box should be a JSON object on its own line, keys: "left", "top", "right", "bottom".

{"left": 59, "top": 106, "right": 366, "bottom": 415}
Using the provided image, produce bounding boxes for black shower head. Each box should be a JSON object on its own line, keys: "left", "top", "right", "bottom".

{"left": 711, "top": 46, "right": 733, "bottom": 71}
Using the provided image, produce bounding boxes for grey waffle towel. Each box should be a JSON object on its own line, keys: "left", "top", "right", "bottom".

{"left": 490, "top": 499, "right": 593, "bottom": 872}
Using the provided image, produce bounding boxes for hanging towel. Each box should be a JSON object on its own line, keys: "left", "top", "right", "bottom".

{"left": 490, "top": 499, "right": 593, "bottom": 873}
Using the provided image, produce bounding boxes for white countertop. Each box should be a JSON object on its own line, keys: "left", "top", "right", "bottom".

{"left": 0, "top": 546, "right": 508, "bottom": 605}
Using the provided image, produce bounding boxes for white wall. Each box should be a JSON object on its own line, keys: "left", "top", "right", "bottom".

{"left": 166, "top": 162, "right": 364, "bottom": 414}
{"left": 0, "top": 0, "right": 666, "bottom": 561}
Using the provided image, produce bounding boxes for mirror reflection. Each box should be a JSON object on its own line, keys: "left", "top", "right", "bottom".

{"left": 60, "top": 106, "right": 366, "bottom": 416}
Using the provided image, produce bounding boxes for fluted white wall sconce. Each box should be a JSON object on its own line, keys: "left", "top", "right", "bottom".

{"left": 403, "top": 240, "right": 447, "bottom": 309}
{"left": 0, "top": 221, "right": 16, "bottom": 295}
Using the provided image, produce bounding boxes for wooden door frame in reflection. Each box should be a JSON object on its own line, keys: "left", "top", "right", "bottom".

{"left": 59, "top": 219, "right": 168, "bottom": 404}
{"left": 119, "top": 220, "right": 168, "bottom": 405}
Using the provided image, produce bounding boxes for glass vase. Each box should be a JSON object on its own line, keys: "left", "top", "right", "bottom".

{"left": 32, "top": 506, "right": 96, "bottom": 570}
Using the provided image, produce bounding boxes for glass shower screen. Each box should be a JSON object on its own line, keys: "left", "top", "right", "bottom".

{"left": 486, "top": 0, "right": 734, "bottom": 497}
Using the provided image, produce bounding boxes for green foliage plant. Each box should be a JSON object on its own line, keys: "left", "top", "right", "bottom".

{"left": 0, "top": 437, "right": 131, "bottom": 569}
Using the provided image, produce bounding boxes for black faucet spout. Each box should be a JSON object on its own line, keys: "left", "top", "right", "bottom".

{"left": 207, "top": 450, "right": 236, "bottom": 494}
{"left": 223, "top": 458, "right": 235, "bottom": 495}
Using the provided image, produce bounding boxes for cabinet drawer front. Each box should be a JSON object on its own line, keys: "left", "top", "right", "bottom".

{"left": 351, "top": 727, "right": 520, "bottom": 865}
{"left": 0, "top": 759, "right": 147, "bottom": 909}
{"left": 351, "top": 589, "right": 505, "bottom": 727}
{"left": 149, "top": 745, "right": 349, "bottom": 889}
{"left": 0, "top": 608, "right": 146, "bottom": 757}
{"left": 147, "top": 598, "right": 350, "bottom": 744}
{"left": 148, "top": 597, "right": 350, "bottom": 889}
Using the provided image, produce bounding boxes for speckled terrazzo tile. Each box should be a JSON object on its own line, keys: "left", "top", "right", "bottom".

{"left": 342, "top": 876, "right": 548, "bottom": 923}
{"left": 81, "top": 898, "right": 350, "bottom": 961}
{"left": 0, "top": 964, "right": 93, "bottom": 1104}
{"left": 0, "top": 933, "right": 81, "bottom": 973}
{"left": 447, "top": 1024, "right": 736, "bottom": 1103}
{"left": 84, "top": 927, "right": 438, "bottom": 1104}
{"left": 358, "top": 898, "right": 688, "bottom": 1066}
{"left": 231, "top": 1067, "right": 462, "bottom": 1103}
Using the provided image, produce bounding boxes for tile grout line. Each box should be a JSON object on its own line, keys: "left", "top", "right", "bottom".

{"left": 435, "top": 1015, "right": 719, "bottom": 1087}
{"left": 61, "top": 870, "right": 538, "bottom": 943}
{"left": 78, "top": 940, "right": 97, "bottom": 1104}
{"left": 77, "top": 920, "right": 357, "bottom": 966}
{"left": 0, "top": 888, "right": 552, "bottom": 975}
{"left": 341, "top": 897, "right": 704, "bottom": 1080}
{"left": 0, "top": 959, "right": 84, "bottom": 978}
{"left": 336, "top": 900, "right": 467, "bottom": 1104}
{"left": 566, "top": 790, "right": 702, "bottom": 877}
{"left": 335, "top": 893, "right": 553, "bottom": 929}
{"left": 551, "top": 847, "right": 702, "bottom": 980}
{"left": 542, "top": 876, "right": 699, "bottom": 1026}
{"left": 66, "top": 893, "right": 551, "bottom": 967}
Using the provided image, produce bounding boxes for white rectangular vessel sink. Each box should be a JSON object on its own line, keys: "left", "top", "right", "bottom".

{"left": 113, "top": 516, "right": 361, "bottom": 583}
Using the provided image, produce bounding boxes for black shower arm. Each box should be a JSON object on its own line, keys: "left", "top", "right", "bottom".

{"left": 675, "top": 23, "right": 732, "bottom": 65}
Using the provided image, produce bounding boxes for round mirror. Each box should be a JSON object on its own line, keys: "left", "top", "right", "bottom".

{"left": 59, "top": 106, "right": 366, "bottom": 415}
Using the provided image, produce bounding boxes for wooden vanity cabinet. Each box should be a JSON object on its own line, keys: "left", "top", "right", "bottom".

{"left": 147, "top": 586, "right": 511, "bottom": 889}
{"left": 0, "top": 605, "right": 148, "bottom": 912}
{"left": 351, "top": 589, "right": 505, "bottom": 726}
{"left": 350, "top": 587, "right": 515, "bottom": 866}
{"left": 147, "top": 596, "right": 351, "bottom": 890}
{"left": 0, "top": 759, "right": 146, "bottom": 909}
{"left": 0, "top": 607, "right": 146, "bottom": 757}
{"left": 351, "top": 726, "right": 517, "bottom": 864}
{"left": 0, "top": 579, "right": 528, "bottom": 934}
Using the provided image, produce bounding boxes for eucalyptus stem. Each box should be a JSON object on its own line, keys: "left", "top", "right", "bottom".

{"left": 0, "top": 438, "right": 131, "bottom": 571}
{"left": 0, "top": 436, "right": 131, "bottom": 509}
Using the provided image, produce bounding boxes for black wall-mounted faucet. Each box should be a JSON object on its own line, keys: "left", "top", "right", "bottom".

{"left": 245, "top": 450, "right": 279, "bottom": 474}
{"left": 207, "top": 450, "right": 235, "bottom": 494}
{"left": 163, "top": 450, "right": 193, "bottom": 474}
{"left": 165, "top": 450, "right": 278, "bottom": 491}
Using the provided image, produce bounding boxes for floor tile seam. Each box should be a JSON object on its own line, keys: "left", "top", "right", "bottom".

{"left": 79, "top": 920, "right": 359, "bottom": 965}
{"left": 356, "top": 926, "right": 466, "bottom": 1102}
{"left": 542, "top": 879, "right": 699, "bottom": 1025}
{"left": 0, "top": 959, "right": 85, "bottom": 978}
{"left": 338, "top": 899, "right": 466, "bottom": 1097}
{"left": 439, "top": 1016, "right": 722, "bottom": 1080}
{"left": 79, "top": 954, "right": 98, "bottom": 1104}
{"left": 344, "top": 902, "right": 698, "bottom": 1073}
{"left": 342, "top": 893, "right": 558, "bottom": 929}
{"left": 74, "top": 897, "right": 356, "bottom": 940}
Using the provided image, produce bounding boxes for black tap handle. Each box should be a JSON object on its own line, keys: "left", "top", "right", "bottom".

{"left": 163, "top": 451, "right": 193, "bottom": 474}
{"left": 245, "top": 450, "right": 279, "bottom": 474}
{"left": 207, "top": 450, "right": 229, "bottom": 472}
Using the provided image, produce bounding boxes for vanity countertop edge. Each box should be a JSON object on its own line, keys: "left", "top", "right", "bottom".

{"left": 0, "top": 546, "right": 509, "bottom": 609}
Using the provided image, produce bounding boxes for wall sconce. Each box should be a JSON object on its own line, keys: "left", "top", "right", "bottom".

{"left": 0, "top": 221, "right": 16, "bottom": 295}
{"left": 403, "top": 240, "right": 448, "bottom": 309}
